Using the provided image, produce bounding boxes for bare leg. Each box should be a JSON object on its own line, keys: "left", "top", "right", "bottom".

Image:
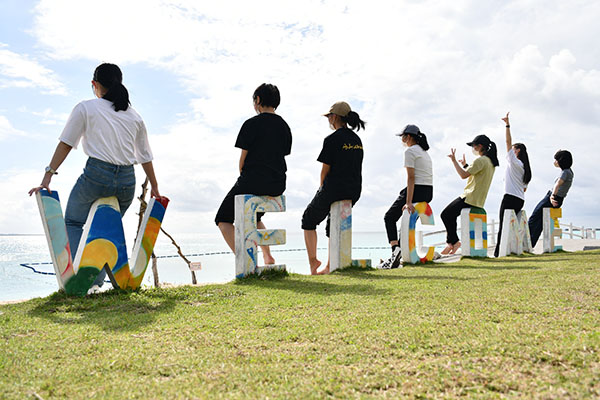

{"left": 304, "top": 229, "right": 321, "bottom": 275}
{"left": 389, "top": 240, "right": 399, "bottom": 247}
{"left": 316, "top": 237, "right": 331, "bottom": 275}
{"left": 257, "top": 220, "right": 275, "bottom": 265}
{"left": 217, "top": 222, "right": 235, "bottom": 253}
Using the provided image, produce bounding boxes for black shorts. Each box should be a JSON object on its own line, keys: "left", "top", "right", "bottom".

{"left": 214, "top": 176, "right": 284, "bottom": 225}
{"left": 301, "top": 187, "right": 359, "bottom": 237}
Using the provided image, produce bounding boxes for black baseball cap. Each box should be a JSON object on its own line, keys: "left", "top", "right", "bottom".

{"left": 467, "top": 134, "right": 491, "bottom": 147}
{"left": 395, "top": 124, "right": 422, "bottom": 136}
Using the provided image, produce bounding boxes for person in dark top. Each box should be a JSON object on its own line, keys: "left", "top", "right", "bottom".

{"left": 215, "top": 83, "right": 292, "bottom": 264}
{"left": 302, "top": 101, "right": 365, "bottom": 275}
{"left": 528, "top": 149, "right": 574, "bottom": 248}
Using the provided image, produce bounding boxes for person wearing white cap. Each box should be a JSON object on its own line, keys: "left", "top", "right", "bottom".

{"left": 302, "top": 101, "right": 365, "bottom": 275}
{"left": 378, "top": 124, "right": 433, "bottom": 269}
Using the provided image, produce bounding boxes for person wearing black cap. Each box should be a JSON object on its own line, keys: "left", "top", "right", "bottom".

{"left": 528, "top": 149, "right": 574, "bottom": 248}
{"left": 440, "top": 134, "right": 499, "bottom": 255}
{"left": 494, "top": 112, "right": 532, "bottom": 257}
{"left": 377, "top": 124, "right": 433, "bottom": 269}
{"left": 302, "top": 101, "right": 365, "bottom": 275}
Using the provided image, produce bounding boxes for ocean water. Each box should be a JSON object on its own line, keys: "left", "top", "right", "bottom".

{"left": 0, "top": 230, "right": 449, "bottom": 302}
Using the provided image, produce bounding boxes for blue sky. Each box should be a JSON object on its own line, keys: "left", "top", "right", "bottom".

{"left": 1, "top": 0, "right": 600, "bottom": 236}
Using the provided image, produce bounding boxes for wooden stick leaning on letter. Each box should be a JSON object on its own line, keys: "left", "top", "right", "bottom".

{"left": 136, "top": 178, "right": 197, "bottom": 286}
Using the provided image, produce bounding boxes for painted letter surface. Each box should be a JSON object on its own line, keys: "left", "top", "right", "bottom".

{"left": 234, "top": 195, "right": 286, "bottom": 278}
{"left": 400, "top": 202, "right": 435, "bottom": 264}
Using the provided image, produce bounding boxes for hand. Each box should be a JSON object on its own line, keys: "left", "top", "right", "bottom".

{"left": 403, "top": 203, "right": 416, "bottom": 214}
{"left": 502, "top": 111, "right": 510, "bottom": 126}
{"left": 28, "top": 174, "right": 52, "bottom": 196}
{"left": 459, "top": 153, "right": 466, "bottom": 167}
{"left": 550, "top": 194, "right": 559, "bottom": 207}
{"left": 150, "top": 185, "right": 161, "bottom": 198}
{"left": 448, "top": 148, "right": 457, "bottom": 162}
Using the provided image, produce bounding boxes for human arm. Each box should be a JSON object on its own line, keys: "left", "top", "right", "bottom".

{"left": 239, "top": 149, "right": 248, "bottom": 174}
{"left": 320, "top": 163, "right": 331, "bottom": 187}
{"left": 448, "top": 148, "right": 471, "bottom": 179}
{"left": 502, "top": 112, "right": 512, "bottom": 152}
{"left": 141, "top": 161, "right": 161, "bottom": 198}
{"left": 28, "top": 141, "right": 73, "bottom": 195}
{"left": 550, "top": 178, "right": 564, "bottom": 207}
{"left": 403, "top": 167, "right": 416, "bottom": 213}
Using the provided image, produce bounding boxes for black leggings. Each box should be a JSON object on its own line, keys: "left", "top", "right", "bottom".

{"left": 301, "top": 187, "right": 360, "bottom": 237}
{"left": 384, "top": 185, "right": 433, "bottom": 243}
{"left": 494, "top": 194, "right": 525, "bottom": 257}
{"left": 440, "top": 197, "right": 474, "bottom": 245}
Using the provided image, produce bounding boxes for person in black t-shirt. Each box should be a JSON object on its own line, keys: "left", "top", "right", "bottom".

{"left": 302, "top": 101, "right": 365, "bottom": 275}
{"left": 215, "top": 83, "right": 292, "bottom": 265}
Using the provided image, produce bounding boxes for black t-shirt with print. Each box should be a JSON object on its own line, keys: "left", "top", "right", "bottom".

{"left": 235, "top": 113, "right": 292, "bottom": 193}
{"left": 317, "top": 127, "right": 363, "bottom": 200}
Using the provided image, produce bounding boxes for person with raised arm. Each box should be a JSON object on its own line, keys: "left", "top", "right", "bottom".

{"left": 378, "top": 124, "right": 433, "bottom": 269}
{"left": 29, "top": 63, "right": 161, "bottom": 288}
{"left": 440, "top": 134, "right": 498, "bottom": 255}
{"left": 302, "top": 101, "right": 365, "bottom": 275}
{"left": 494, "top": 112, "right": 532, "bottom": 257}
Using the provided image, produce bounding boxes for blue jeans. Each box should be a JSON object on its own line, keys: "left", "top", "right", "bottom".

{"left": 528, "top": 190, "right": 564, "bottom": 248}
{"left": 64, "top": 158, "right": 136, "bottom": 287}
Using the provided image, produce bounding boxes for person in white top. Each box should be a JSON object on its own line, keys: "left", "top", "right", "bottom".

{"left": 378, "top": 124, "right": 433, "bottom": 269}
{"left": 494, "top": 112, "right": 532, "bottom": 257}
{"left": 29, "top": 63, "right": 161, "bottom": 286}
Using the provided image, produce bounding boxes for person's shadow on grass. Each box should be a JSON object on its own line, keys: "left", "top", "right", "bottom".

{"left": 28, "top": 289, "right": 180, "bottom": 332}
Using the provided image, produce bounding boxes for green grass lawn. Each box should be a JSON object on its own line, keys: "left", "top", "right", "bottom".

{"left": 1, "top": 250, "right": 599, "bottom": 399}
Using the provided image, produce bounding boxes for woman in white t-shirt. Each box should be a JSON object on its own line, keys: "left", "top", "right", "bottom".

{"left": 29, "top": 63, "right": 161, "bottom": 286}
{"left": 378, "top": 124, "right": 433, "bottom": 269}
{"left": 494, "top": 112, "right": 532, "bottom": 257}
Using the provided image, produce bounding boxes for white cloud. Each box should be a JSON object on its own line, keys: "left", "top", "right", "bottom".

{"left": 18, "top": 107, "right": 69, "bottom": 126}
{"left": 6, "top": 0, "right": 598, "bottom": 236}
{"left": 0, "top": 115, "right": 26, "bottom": 140}
{"left": 0, "top": 43, "right": 67, "bottom": 95}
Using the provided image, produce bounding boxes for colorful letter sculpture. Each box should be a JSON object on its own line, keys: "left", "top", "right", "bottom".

{"left": 36, "top": 190, "right": 168, "bottom": 296}
{"left": 329, "top": 200, "right": 372, "bottom": 272}
{"left": 460, "top": 207, "right": 488, "bottom": 257}
{"left": 400, "top": 202, "right": 436, "bottom": 264}
{"left": 234, "top": 195, "right": 286, "bottom": 278}
{"left": 497, "top": 210, "right": 532, "bottom": 256}
{"left": 543, "top": 207, "right": 562, "bottom": 253}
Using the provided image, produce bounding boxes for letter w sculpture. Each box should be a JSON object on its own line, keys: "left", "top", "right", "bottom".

{"left": 35, "top": 190, "right": 168, "bottom": 296}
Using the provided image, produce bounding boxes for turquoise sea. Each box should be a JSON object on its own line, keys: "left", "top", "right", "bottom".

{"left": 3, "top": 226, "right": 595, "bottom": 302}
{"left": 2, "top": 231, "right": 437, "bottom": 302}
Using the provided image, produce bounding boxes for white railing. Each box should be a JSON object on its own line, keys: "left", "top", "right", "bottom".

{"left": 415, "top": 219, "right": 598, "bottom": 249}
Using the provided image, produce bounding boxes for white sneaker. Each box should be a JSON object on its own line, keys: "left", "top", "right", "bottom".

{"left": 377, "top": 247, "right": 402, "bottom": 269}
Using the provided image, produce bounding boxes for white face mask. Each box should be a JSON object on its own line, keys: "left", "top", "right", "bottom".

{"left": 472, "top": 147, "right": 480, "bottom": 156}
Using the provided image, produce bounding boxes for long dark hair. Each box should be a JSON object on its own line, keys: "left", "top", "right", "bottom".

{"left": 513, "top": 143, "right": 532, "bottom": 184}
{"left": 408, "top": 132, "right": 430, "bottom": 151}
{"left": 481, "top": 137, "right": 499, "bottom": 167}
{"left": 93, "top": 63, "right": 130, "bottom": 112}
{"left": 342, "top": 111, "right": 366, "bottom": 131}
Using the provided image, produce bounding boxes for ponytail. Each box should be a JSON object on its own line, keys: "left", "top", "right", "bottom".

{"left": 416, "top": 132, "right": 430, "bottom": 151}
{"left": 514, "top": 143, "right": 532, "bottom": 184}
{"left": 484, "top": 141, "right": 499, "bottom": 167}
{"left": 342, "top": 111, "right": 366, "bottom": 131}
{"left": 93, "top": 63, "right": 130, "bottom": 112}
